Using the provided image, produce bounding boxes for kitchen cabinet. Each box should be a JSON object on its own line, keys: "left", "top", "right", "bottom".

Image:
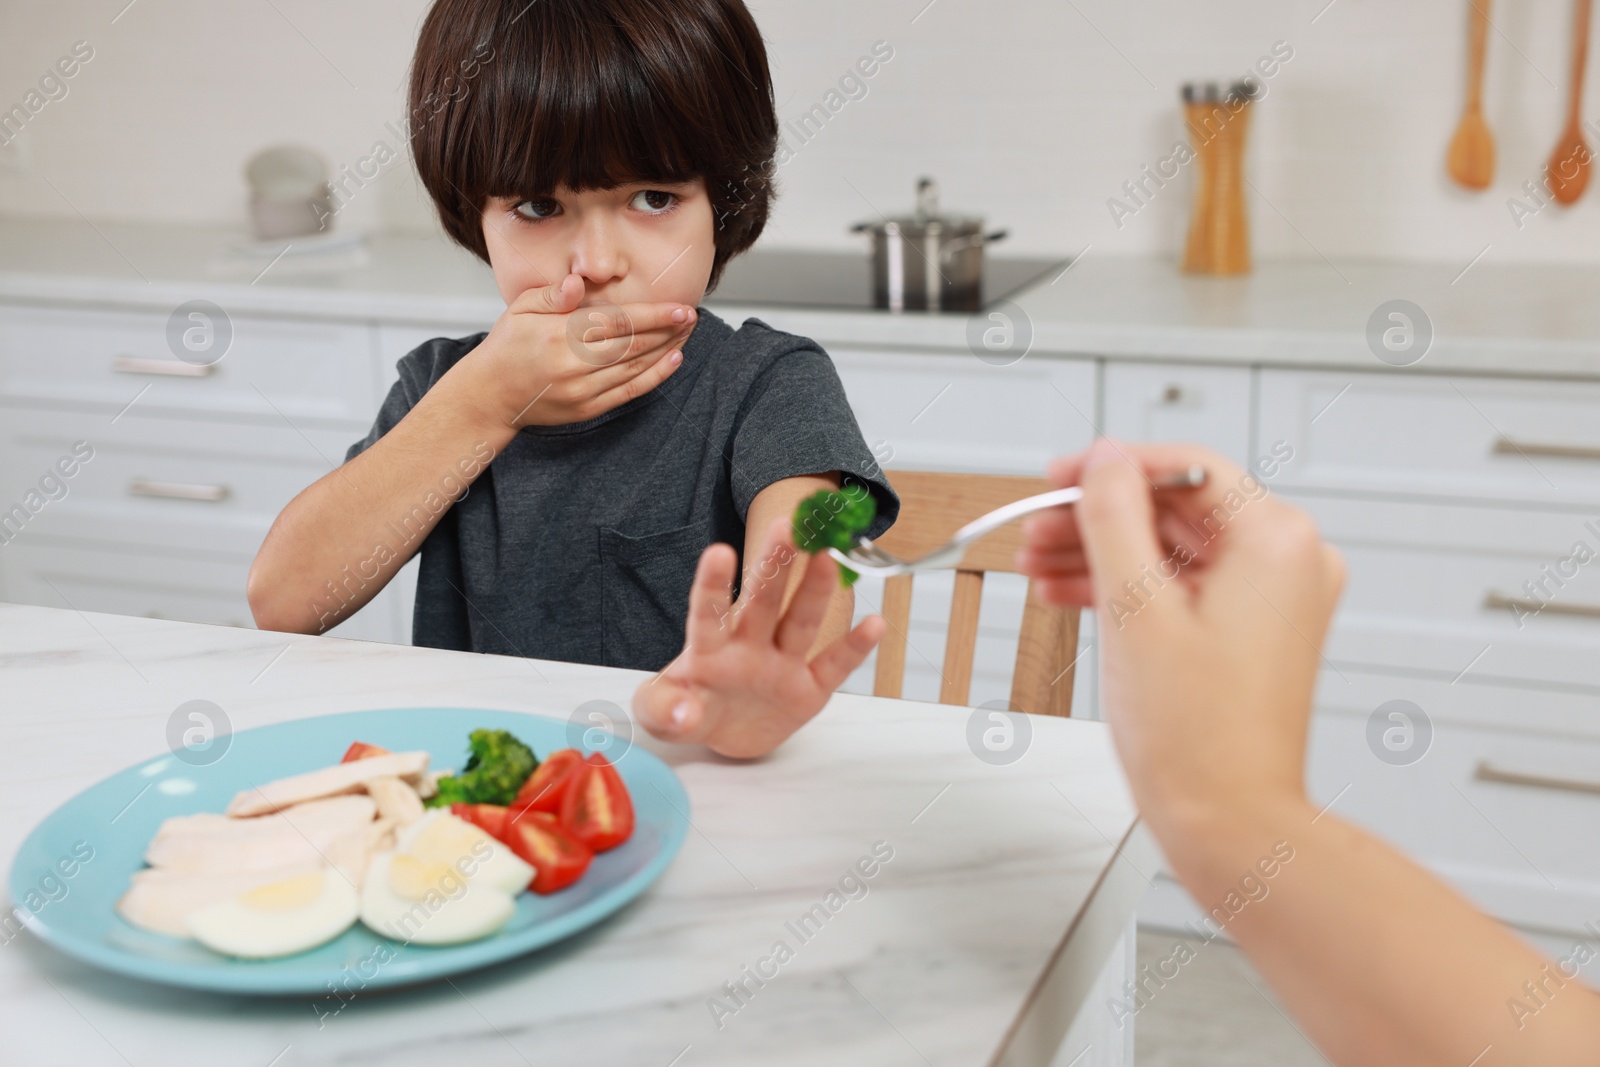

{"left": 2, "top": 408, "right": 355, "bottom": 554}
{"left": 1305, "top": 670, "right": 1600, "bottom": 935}
{"left": 1212, "top": 367, "right": 1600, "bottom": 942}
{"left": 1101, "top": 361, "right": 1254, "bottom": 466}
{"left": 1259, "top": 369, "right": 1600, "bottom": 508}
{"left": 1293, "top": 494, "right": 1600, "bottom": 691}
{"left": 0, "top": 305, "right": 410, "bottom": 643}
{"left": 830, "top": 346, "right": 1097, "bottom": 474}
{"left": 0, "top": 304, "right": 380, "bottom": 423}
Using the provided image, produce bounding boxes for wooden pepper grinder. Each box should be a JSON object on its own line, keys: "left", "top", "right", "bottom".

{"left": 1182, "top": 81, "right": 1259, "bottom": 275}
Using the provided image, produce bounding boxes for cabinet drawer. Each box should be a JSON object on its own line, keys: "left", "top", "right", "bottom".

{"left": 1297, "top": 494, "right": 1600, "bottom": 688}
{"left": 0, "top": 542, "right": 404, "bottom": 643}
{"left": 3, "top": 542, "right": 256, "bottom": 628}
{"left": 831, "top": 350, "right": 1097, "bottom": 475}
{"left": 1307, "top": 692, "right": 1600, "bottom": 935}
{"left": 1101, "top": 362, "right": 1252, "bottom": 466}
{"left": 0, "top": 408, "right": 354, "bottom": 556}
{"left": 0, "top": 303, "right": 380, "bottom": 425}
{"left": 1260, "top": 369, "right": 1600, "bottom": 506}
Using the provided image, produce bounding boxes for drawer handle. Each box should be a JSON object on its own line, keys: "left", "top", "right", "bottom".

{"left": 1475, "top": 761, "right": 1600, "bottom": 797}
{"left": 1161, "top": 385, "right": 1186, "bottom": 405}
{"left": 1484, "top": 591, "right": 1600, "bottom": 620}
{"left": 1492, "top": 436, "right": 1600, "bottom": 462}
{"left": 112, "top": 356, "right": 216, "bottom": 378}
{"left": 128, "top": 479, "right": 231, "bottom": 503}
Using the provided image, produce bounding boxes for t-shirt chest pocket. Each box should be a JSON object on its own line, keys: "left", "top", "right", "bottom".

{"left": 596, "top": 522, "right": 708, "bottom": 671}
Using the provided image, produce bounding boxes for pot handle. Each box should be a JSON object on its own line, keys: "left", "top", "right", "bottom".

{"left": 937, "top": 229, "right": 1012, "bottom": 260}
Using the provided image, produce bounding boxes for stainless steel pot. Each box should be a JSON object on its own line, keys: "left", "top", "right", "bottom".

{"left": 850, "top": 177, "right": 1008, "bottom": 312}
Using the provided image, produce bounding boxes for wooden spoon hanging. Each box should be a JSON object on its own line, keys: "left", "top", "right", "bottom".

{"left": 1447, "top": 0, "right": 1495, "bottom": 190}
{"left": 1547, "top": 0, "right": 1594, "bottom": 205}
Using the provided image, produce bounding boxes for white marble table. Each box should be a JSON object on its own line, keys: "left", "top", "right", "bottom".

{"left": 0, "top": 604, "right": 1154, "bottom": 1067}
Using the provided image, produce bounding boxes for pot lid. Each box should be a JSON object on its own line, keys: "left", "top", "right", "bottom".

{"left": 852, "top": 177, "right": 984, "bottom": 235}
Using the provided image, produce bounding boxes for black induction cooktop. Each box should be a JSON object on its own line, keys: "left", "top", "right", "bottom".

{"left": 706, "top": 248, "right": 1067, "bottom": 313}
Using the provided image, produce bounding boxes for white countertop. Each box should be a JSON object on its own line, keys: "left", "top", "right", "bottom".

{"left": 0, "top": 604, "right": 1151, "bottom": 1067}
{"left": 0, "top": 218, "right": 506, "bottom": 327}
{"left": 3, "top": 216, "right": 1598, "bottom": 377}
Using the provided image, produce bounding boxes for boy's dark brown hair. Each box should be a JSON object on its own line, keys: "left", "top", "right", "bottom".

{"left": 408, "top": 0, "right": 778, "bottom": 291}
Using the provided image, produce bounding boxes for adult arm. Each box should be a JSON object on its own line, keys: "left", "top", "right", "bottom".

{"left": 1019, "top": 439, "right": 1600, "bottom": 1067}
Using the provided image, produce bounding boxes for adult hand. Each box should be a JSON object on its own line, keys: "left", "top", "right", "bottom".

{"left": 1016, "top": 438, "right": 1345, "bottom": 832}
{"left": 463, "top": 273, "right": 698, "bottom": 429}
{"left": 1022, "top": 441, "right": 1600, "bottom": 1067}
{"left": 633, "top": 519, "right": 884, "bottom": 759}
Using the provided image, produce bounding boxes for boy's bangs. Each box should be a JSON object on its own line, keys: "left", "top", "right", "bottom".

{"left": 475, "top": 5, "right": 709, "bottom": 200}
{"left": 410, "top": 0, "right": 777, "bottom": 284}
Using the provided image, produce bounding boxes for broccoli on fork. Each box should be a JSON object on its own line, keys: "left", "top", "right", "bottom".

{"left": 791, "top": 486, "right": 877, "bottom": 586}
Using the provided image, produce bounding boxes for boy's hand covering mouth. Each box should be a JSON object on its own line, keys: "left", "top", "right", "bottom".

{"left": 633, "top": 518, "right": 885, "bottom": 759}
{"left": 463, "top": 272, "right": 699, "bottom": 429}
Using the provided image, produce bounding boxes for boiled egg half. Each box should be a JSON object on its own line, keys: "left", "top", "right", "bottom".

{"left": 360, "top": 811, "right": 532, "bottom": 945}
{"left": 186, "top": 868, "right": 359, "bottom": 959}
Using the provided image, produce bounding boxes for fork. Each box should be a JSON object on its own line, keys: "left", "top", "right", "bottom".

{"left": 829, "top": 465, "right": 1208, "bottom": 579}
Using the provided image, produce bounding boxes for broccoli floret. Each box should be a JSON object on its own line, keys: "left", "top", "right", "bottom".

{"left": 792, "top": 486, "right": 876, "bottom": 586}
{"left": 425, "top": 728, "right": 538, "bottom": 808}
{"left": 430, "top": 774, "right": 471, "bottom": 808}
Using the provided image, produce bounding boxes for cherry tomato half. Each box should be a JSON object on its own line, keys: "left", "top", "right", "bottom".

{"left": 512, "top": 748, "right": 584, "bottom": 814}
{"left": 506, "top": 811, "right": 593, "bottom": 894}
{"left": 559, "top": 753, "right": 634, "bottom": 853}
{"left": 450, "top": 803, "right": 509, "bottom": 842}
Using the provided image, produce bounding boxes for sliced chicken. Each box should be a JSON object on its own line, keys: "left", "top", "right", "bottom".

{"left": 117, "top": 864, "right": 324, "bottom": 937}
{"left": 145, "top": 796, "right": 379, "bottom": 874}
{"left": 226, "top": 751, "right": 430, "bottom": 817}
{"left": 146, "top": 825, "right": 335, "bottom": 875}
{"left": 365, "top": 776, "right": 425, "bottom": 826}
{"left": 120, "top": 819, "right": 391, "bottom": 936}
{"left": 153, "top": 795, "right": 376, "bottom": 843}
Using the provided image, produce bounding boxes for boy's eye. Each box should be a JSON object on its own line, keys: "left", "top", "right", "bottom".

{"left": 513, "top": 198, "right": 560, "bottom": 221}
{"left": 630, "top": 190, "right": 677, "bottom": 214}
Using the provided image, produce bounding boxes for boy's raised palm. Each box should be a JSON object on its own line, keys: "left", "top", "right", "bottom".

{"left": 466, "top": 273, "right": 697, "bottom": 429}
{"left": 634, "top": 519, "right": 884, "bottom": 759}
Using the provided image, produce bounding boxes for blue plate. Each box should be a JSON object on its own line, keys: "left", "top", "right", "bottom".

{"left": 8, "top": 707, "right": 688, "bottom": 994}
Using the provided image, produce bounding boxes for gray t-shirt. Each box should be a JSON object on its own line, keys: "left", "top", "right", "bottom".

{"left": 346, "top": 308, "right": 898, "bottom": 671}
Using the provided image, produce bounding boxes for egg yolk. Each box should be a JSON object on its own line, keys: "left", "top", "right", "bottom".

{"left": 409, "top": 816, "right": 484, "bottom": 865}
{"left": 389, "top": 854, "right": 456, "bottom": 901}
{"left": 240, "top": 871, "right": 326, "bottom": 911}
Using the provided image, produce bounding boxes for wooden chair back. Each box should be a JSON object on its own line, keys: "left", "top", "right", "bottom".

{"left": 869, "top": 470, "right": 1082, "bottom": 717}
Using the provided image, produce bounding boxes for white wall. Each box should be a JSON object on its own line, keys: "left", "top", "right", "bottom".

{"left": 0, "top": 0, "right": 1595, "bottom": 265}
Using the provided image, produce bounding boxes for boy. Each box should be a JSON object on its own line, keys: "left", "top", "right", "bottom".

{"left": 247, "top": 0, "right": 898, "bottom": 759}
